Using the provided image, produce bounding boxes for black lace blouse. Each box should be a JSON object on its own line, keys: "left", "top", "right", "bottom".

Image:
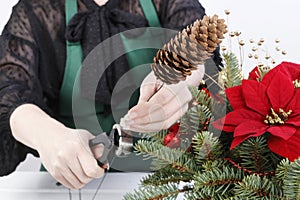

{"left": 0, "top": 0, "right": 220, "bottom": 175}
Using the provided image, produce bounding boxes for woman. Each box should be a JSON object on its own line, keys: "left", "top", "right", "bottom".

{"left": 0, "top": 0, "right": 221, "bottom": 189}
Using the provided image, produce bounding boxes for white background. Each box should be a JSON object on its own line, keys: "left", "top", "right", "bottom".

{"left": 1, "top": 0, "right": 300, "bottom": 170}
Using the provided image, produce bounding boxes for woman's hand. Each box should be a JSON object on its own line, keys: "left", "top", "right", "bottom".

{"left": 121, "top": 65, "right": 205, "bottom": 132}
{"left": 10, "top": 104, "right": 105, "bottom": 189}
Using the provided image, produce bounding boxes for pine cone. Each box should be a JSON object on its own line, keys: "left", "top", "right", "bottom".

{"left": 152, "top": 15, "right": 227, "bottom": 84}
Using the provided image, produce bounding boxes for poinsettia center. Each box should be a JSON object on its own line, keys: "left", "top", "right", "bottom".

{"left": 264, "top": 108, "right": 292, "bottom": 125}
{"left": 293, "top": 80, "right": 300, "bottom": 88}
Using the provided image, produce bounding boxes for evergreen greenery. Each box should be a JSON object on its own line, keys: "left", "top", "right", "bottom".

{"left": 123, "top": 53, "right": 300, "bottom": 200}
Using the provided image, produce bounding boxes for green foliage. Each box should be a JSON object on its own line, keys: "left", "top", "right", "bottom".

{"left": 233, "top": 174, "right": 283, "bottom": 199}
{"left": 192, "top": 131, "right": 222, "bottom": 164}
{"left": 189, "top": 86, "right": 212, "bottom": 109}
{"left": 221, "top": 52, "right": 243, "bottom": 88}
{"left": 180, "top": 104, "right": 211, "bottom": 135}
{"left": 283, "top": 158, "right": 300, "bottom": 199}
{"left": 123, "top": 183, "right": 184, "bottom": 200}
{"left": 232, "top": 136, "right": 282, "bottom": 172}
{"left": 193, "top": 165, "right": 244, "bottom": 199}
{"left": 141, "top": 166, "right": 193, "bottom": 186}
{"left": 134, "top": 140, "right": 198, "bottom": 173}
{"left": 275, "top": 159, "right": 290, "bottom": 187}
{"left": 125, "top": 79, "right": 300, "bottom": 199}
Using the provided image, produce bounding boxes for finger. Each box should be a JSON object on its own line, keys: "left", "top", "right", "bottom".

{"left": 128, "top": 83, "right": 190, "bottom": 121}
{"left": 138, "top": 71, "right": 157, "bottom": 103}
{"left": 126, "top": 89, "right": 173, "bottom": 121}
{"left": 54, "top": 172, "right": 77, "bottom": 189}
{"left": 135, "top": 94, "right": 191, "bottom": 125}
{"left": 75, "top": 130, "right": 105, "bottom": 178}
{"left": 61, "top": 167, "right": 86, "bottom": 189}
{"left": 138, "top": 81, "right": 156, "bottom": 104}
{"left": 77, "top": 147, "right": 105, "bottom": 179}
{"left": 128, "top": 104, "right": 189, "bottom": 132}
{"left": 90, "top": 143, "right": 104, "bottom": 160}
{"left": 126, "top": 86, "right": 191, "bottom": 126}
{"left": 66, "top": 156, "right": 92, "bottom": 186}
{"left": 51, "top": 162, "right": 84, "bottom": 189}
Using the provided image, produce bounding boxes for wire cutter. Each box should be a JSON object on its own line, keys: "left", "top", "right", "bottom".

{"left": 88, "top": 124, "right": 133, "bottom": 167}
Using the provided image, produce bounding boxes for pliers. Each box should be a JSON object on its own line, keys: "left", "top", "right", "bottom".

{"left": 88, "top": 124, "right": 133, "bottom": 168}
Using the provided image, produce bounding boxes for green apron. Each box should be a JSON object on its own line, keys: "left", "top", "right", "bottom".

{"left": 56, "top": 0, "right": 163, "bottom": 171}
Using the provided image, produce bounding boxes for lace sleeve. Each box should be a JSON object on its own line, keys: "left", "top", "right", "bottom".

{"left": 0, "top": 1, "right": 51, "bottom": 175}
{"left": 160, "top": 0, "right": 205, "bottom": 30}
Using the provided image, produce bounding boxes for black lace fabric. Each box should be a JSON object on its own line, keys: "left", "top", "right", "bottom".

{"left": 0, "top": 0, "right": 219, "bottom": 175}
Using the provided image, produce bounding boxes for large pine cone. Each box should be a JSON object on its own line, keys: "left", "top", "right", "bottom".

{"left": 152, "top": 15, "right": 227, "bottom": 84}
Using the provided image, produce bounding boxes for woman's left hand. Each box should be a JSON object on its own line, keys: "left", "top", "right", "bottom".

{"left": 121, "top": 65, "right": 205, "bottom": 132}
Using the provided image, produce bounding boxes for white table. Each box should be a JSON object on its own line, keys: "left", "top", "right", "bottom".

{"left": 0, "top": 172, "right": 147, "bottom": 200}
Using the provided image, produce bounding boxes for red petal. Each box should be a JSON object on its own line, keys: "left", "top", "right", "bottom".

{"left": 242, "top": 80, "right": 270, "bottom": 115}
{"left": 225, "top": 86, "right": 246, "bottom": 110}
{"left": 267, "top": 125, "right": 296, "bottom": 140}
{"left": 230, "top": 130, "right": 266, "bottom": 150}
{"left": 212, "top": 117, "right": 236, "bottom": 132}
{"left": 230, "top": 135, "right": 248, "bottom": 149}
{"left": 280, "top": 62, "right": 300, "bottom": 81}
{"left": 248, "top": 66, "right": 260, "bottom": 80}
{"left": 224, "top": 108, "right": 263, "bottom": 126}
{"left": 260, "top": 62, "right": 300, "bottom": 86}
{"left": 234, "top": 120, "right": 267, "bottom": 137}
{"left": 287, "top": 89, "right": 300, "bottom": 111}
{"left": 267, "top": 70, "right": 294, "bottom": 111}
{"left": 268, "top": 131, "right": 300, "bottom": 161}
{"left": 213, "top": 109, "right": 264, "bottom": 133}
{"left": 286, "top": 113, "right": 300, "bottom": 126}
{"left": 261, "top": 65, "right": 280, "bottom": 85}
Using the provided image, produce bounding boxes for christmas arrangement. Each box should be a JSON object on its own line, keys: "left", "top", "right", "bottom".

{"left": 123, "top": 11, "right": 300, "bottom": 200}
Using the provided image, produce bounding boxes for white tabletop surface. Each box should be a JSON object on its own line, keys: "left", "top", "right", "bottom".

{"left": 0, "top": 171, "right": 147, "bottom": 200}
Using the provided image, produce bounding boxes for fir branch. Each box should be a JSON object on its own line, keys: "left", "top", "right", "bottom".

{"left": 221, "top": 52, "right": 243, "bottom": 88}
{"left": 234, "top": 174, "right": 282, "bottom": 199}
{"left": 202, "top": 160, "right": 228, "bottom": 172}
{"left": 189, "top": 86, "right": 212, "bottom": 109}
{"left": 233, "top": 136, "right": 282, "bottom": 173}
{"left": 275, "top": 158, "right": 290, "bottom": 187}
{"left": 283, "top": 158, "right": 300, "bottom": 199}
{"left": 180, "top": 105, "right": 212, "bottom": 134}
{"left": 123, "top": 183, "right": 192, "bottom": 200}
{"left": 192, "top": 131, "right": 223, "bottom": 164}
{"left": 134, "top": 140, "right": 198, "bottom": 173}
{"left": 141, "top": 166, "right": 193, "bottom": 186}
{"left": 138, "top": 129, "right": 168, "bottom": 143}
{"left": 194, "top": 165, "right": 243, "bottom": 188}
{"left": 193, "top": 165, "right": 244, "bottom": 198}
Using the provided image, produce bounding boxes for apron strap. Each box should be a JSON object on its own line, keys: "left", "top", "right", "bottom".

{"left": 139, "top": 0, "right": 161, "bottom": 27}
{"left": 59, "top": 0, "right": 83, "bottom": 116}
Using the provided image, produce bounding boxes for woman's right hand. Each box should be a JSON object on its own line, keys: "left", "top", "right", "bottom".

{"left": 10, "top": 104, "right": 105, "bottom": 189}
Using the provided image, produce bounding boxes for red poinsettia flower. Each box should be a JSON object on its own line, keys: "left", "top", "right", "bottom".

{"left": 213, "top": 62, "right": 300, "bottom": 161}
{"left": 248, "top": 66, "right": 260, "bottom": 80}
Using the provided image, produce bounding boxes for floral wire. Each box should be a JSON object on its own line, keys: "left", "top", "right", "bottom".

{"left": 67, "top": 188, "right": 82, "bottom": 200}
{"left": 68, "top": 189, "right": 72, "bottom": 200}
{"left": 91, "top": 172, "right": 107, "bottom": 200}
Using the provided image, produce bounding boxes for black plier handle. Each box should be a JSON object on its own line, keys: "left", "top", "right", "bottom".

{"left": 89, "top": 132, "right": 113, "bottom": 167}
{"left": 89, "top": 124, "right": 133, "bottom": 168}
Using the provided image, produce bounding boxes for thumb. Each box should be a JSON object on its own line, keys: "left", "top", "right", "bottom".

{"left": 138, "top": 81, "right": 156, "bottom": 104}
{"left": 91, "top": 143, "right": 104, "bottom": 160}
